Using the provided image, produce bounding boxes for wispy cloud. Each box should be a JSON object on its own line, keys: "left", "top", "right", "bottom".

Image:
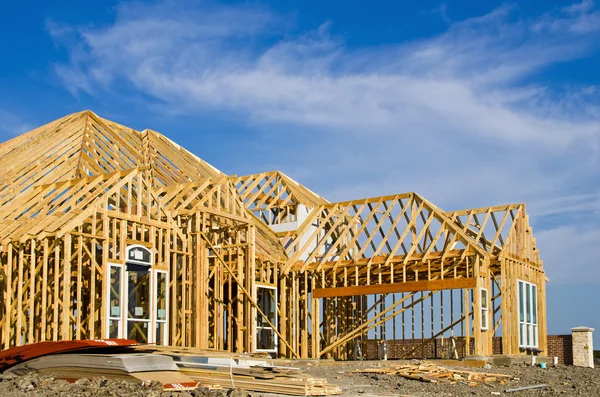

{"left": 0, "top": 109, "right": 32, "bottom": 138}
{"left": 48, "top": 0, "right": 600, "bottom": 283}
{"left": 537, "top": 223, "right": 600, "bottom": 284}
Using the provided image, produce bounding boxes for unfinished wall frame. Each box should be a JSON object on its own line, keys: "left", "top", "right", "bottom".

{"left": 236, "top": 173, "right": 547, "bottom": 359}
{"left": 0, "top": 111, "right": 546, "bottom": 361}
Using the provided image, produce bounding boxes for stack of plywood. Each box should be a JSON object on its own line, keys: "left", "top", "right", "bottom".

{"left": 4, "top": 351, "right": 200, "bottom": 391}
{"left": 0, "top": 341, "right": 342, "bottom": 395}
{"left": 0, "top": 340, "right": 202, "bottom": 391}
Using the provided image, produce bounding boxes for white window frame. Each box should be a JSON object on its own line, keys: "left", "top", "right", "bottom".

{"left": 106, "top": 263, "right": 124, "bottom": 338}
{"left": 518, "top": 280, "right": 538, "bottom": 349}
{"left": 153, "top": 269, "right": 169, "bottom": 345}
{"left": 106, "top": 245, "right": 167, "bottom": 344}
{"left": 254, "top": 284, "right": 278, "bottom": 353}
{"left": 126, "top": 244, "right": 153, "bottom": 266}
{"left": 124, "top": 263, "right": 153, "bottom": 343}
{"left": 480, "top": 287, "right": 489, "bottom": 331}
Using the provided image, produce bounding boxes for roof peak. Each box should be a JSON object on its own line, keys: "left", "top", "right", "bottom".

{"left": 0, "top": 110, "right": 225, "bottom": 203}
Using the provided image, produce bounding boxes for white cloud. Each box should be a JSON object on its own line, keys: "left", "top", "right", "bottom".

{"left": 0, "top": 109, "right": 32, "bottom": 138}
{"left": 537, "top": 223, "right": 600, "bottom": 284}
{"left": 48, "top": 1, "right": 600, "bottom": 282}
{"left": 529, "top": 191, "right": 600, "bottom": 217}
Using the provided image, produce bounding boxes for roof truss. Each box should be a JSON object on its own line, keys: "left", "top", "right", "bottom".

{"left": 0, "top": 111, "right": 542, "bottom": 273}
{"left": 233, "top": 171, "right": 328, "bottom": 224}
{"left": 280, "top": 193, "right": 489, "bottom": 274}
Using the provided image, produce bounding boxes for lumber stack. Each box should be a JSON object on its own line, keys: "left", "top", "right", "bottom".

{"left": 184, "top": 366, "right": 342, "bottom": 396}
{"left": 352, "top": 362, "right": 512, "bottom": 386}
{"left": 132, "top": 345, "right": 342, "bottom": 396}
{"left": 180, "top": 368, "right": 342, "bottom": 396}
{"left": 0, "top": 341, "right": 342, "bottom": 395}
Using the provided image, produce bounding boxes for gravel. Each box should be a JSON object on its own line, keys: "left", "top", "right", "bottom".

{"left": 270, "top": 360, "right": 599, "bottom": 397}
{"left": 0, "top": 373, "right": 248, "bottom": 397}
{"left": 0, "top": 361, "right": 597, "bottom": 397}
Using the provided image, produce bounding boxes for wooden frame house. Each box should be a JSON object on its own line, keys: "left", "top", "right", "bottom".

{"left": 0, "top": 111, "right": 547, "bottom": 360}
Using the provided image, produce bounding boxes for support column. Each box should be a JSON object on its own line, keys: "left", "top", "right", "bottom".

{"left": 571, "top": 326, "right": 594, "bottom": 368}
{"left": 537, "top": 270, "right": 548, "bottom": 356}
{"left": 472, "top": 257, "right": 493, "bottom": 356}
{"left": 197, "top": 233, "right": 209, "bottom": 349}
{"left": 311, "top": 296, "right": 320, "bottom": 358}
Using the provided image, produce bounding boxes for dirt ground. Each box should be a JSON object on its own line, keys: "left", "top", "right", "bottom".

{"left": 0, "top": 361, "right": 598, "bottom": 397}
{"left": 0, "top": 374, "right": 243, "bottom": 397}
{"left": 298, "top": 360, "right": 600, "bottom": 397}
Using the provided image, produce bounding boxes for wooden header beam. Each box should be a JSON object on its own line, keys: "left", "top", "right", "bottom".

{"left": 312, "top": 278, "right": 476, "bottom": 298}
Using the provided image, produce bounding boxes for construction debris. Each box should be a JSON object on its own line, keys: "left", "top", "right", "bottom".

{"left": 0, "top": 339, "right": 139, "bottom": 371}
{"left": 505, "top": 384, "right": 548, "bottom": 393}
{"left": 0, "top": 340, "right": 341, "bottom": 396}
{"left": 6, "top": 353, "right": 199, "bottom": 391}
{"left": 352, "top": 362, "right": 513, "bottom": 387}
{"left": 0, "top": 341, "right": 199, "bottom": 391}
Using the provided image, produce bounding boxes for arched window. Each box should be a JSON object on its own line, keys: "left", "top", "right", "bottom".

{"left": 107, "top": 245, "right": 168, "bottom": 345}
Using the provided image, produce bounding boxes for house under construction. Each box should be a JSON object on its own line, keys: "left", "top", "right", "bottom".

{"left": 0, "top": 111, "right": 547, "bottom": 360}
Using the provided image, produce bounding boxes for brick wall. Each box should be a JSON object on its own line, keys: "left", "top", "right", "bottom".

{"left": 548, "top": 334, "right": 573, "bottom": 365}
{"left": 492, "top": 336, "right": 502, "bottom": 355}
{"left": 360, "top": 337, "right": 474, "bottom": 360}
{"left": 358, "top": 334, "right": 573, "bottom": 364}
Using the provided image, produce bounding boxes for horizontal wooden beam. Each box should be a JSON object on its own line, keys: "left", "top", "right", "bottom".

{"left": 446, "top": 204, "right": 522, "bottom": 217}
{"left": 178, "top": 206, "right": 250, "bottom": 224}
{"left": 312, "top": 278, "right": 476, "bottom": 298}
{"left": 322, "top": 192, "right": 413, "bottom": 208}
{"left": 290, "top": 249, "right": 475, "bottom": 272}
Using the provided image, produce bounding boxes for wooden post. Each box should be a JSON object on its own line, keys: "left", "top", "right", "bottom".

{"left": 61, "top": 233, "right": 72, "bottom": 340}
{"left": 311, "top": 296, "right": 320, "bottom": 358}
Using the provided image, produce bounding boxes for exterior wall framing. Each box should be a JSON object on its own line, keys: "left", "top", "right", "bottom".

{"left": 0, "top": 111, "right": 547, "bottom": 361}
{"left": 236, "top": 175, "right": 547, "bottom": 360}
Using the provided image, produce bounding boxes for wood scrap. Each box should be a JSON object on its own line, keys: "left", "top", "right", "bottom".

{"left": 352, "top": 361, "right": 512, "bottom": 387}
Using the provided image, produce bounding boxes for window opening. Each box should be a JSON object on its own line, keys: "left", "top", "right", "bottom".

{"left": 107, "top": 264, "right": 123, "bottom": 338}
{"left": 154, "top": 270, "right": 169, "bottom": 345}
{"left": 480, "top": 288, "right": 488, "bottom": 331}
{"left": 126, "top": 263, "right": 152, "bottom": 343}
{"left": 106, "top": 245, "right": 167, "bottom": 344}
{"left": 518, "top": 280, "right": 538, "bottom": 348}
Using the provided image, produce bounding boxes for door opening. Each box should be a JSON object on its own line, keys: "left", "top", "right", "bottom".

{"left": 126, "top": 263, "right": 151, "bottom": 342}
{"left": 106, "top": 245, "right": 168, "bottom": 344}
{"left": 255, "top": 285, "right": 278, "bottom": 353}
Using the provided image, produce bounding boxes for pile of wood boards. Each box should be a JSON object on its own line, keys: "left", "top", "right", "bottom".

{"left": 352, "top": 362, "right": 512, "bottom": 387}
{"left": 0, "top": 340, "right": 341, "bottom": 396}
{"left": 134, "top": 345, "right": 342, "bottom": 396}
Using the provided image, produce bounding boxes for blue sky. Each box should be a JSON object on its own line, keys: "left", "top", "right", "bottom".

{"left": 0, "top": 1, "right": 599, "bottom": 344}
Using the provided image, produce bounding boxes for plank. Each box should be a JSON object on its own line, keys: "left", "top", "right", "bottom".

{"left": 313, "top": 278, "right": 477, "bottom": 298}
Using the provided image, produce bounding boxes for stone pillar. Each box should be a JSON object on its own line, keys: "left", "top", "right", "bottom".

{"left": 571, "top": 326, "right": 594, "bottom": 368}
